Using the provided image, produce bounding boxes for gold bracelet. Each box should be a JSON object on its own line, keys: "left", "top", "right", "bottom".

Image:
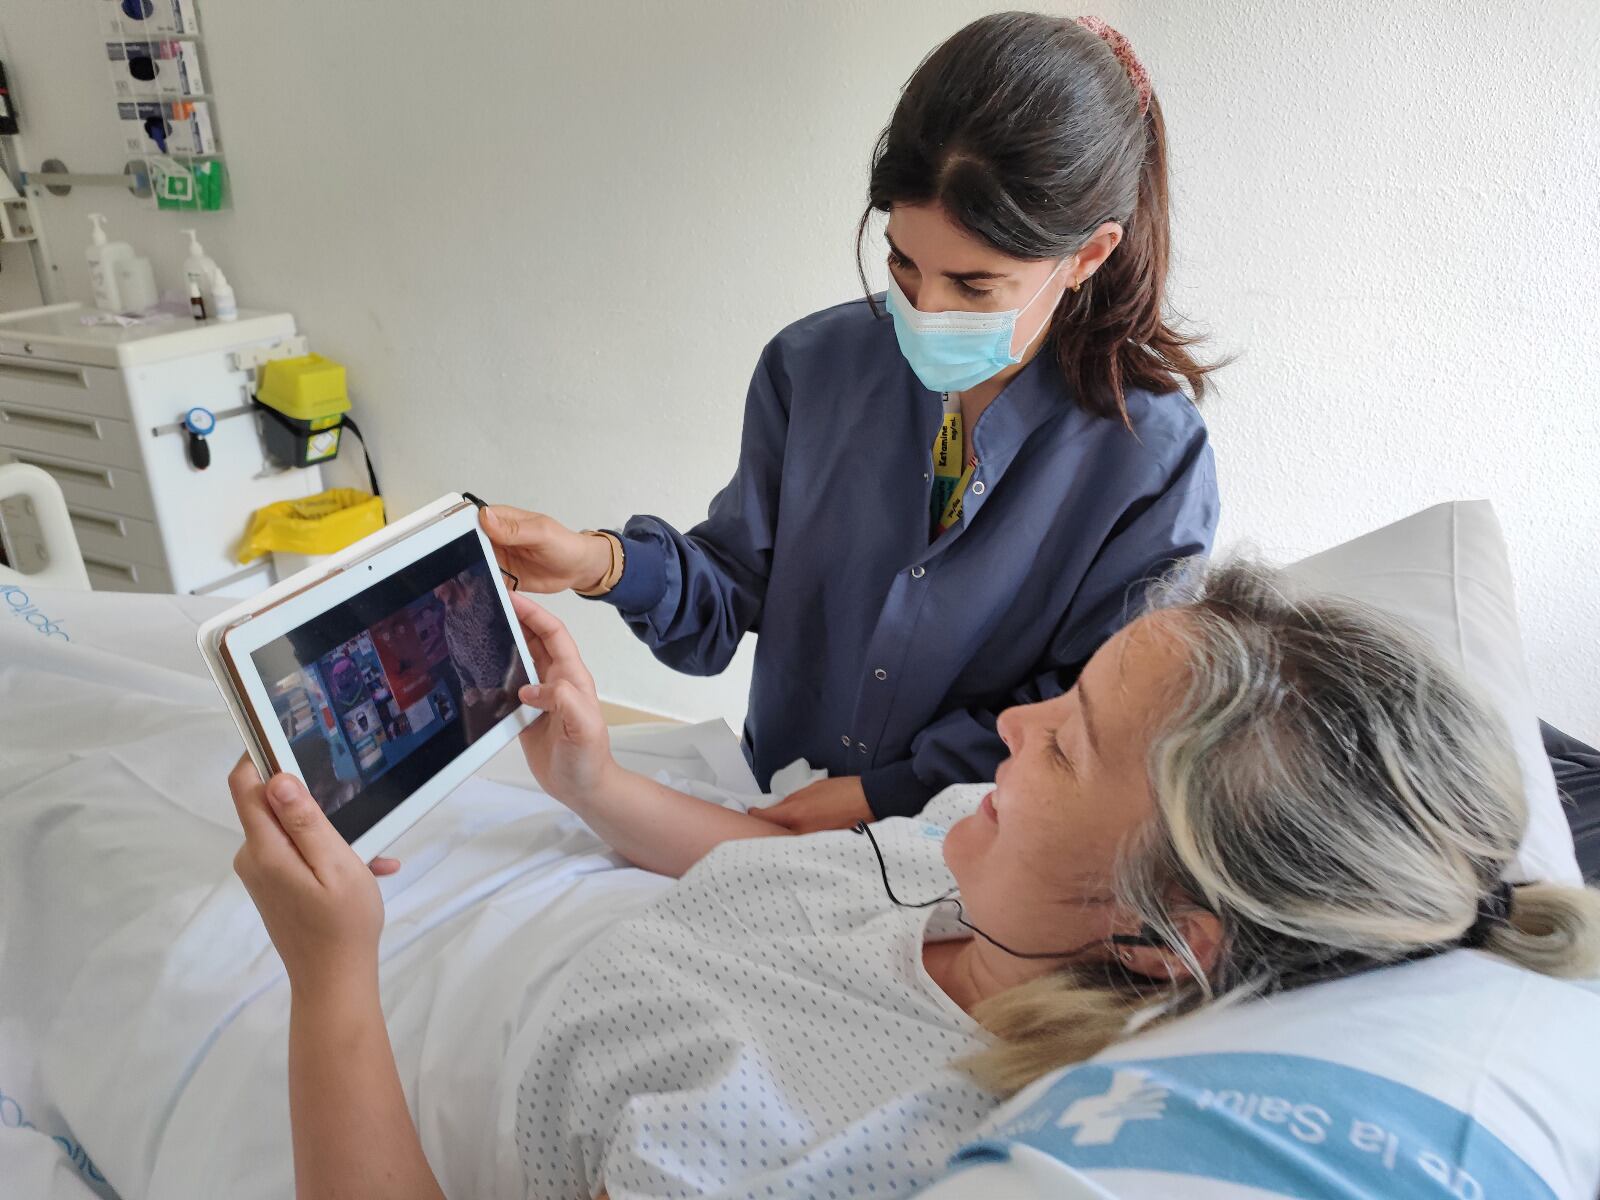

{"left": 573, "top": 530, "right": 624, "bottom": 597}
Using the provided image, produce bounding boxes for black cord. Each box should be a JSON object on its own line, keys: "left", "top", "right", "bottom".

{"left": 341, "top": 415, "right": 382, "bottom": 500}
{"left": 852, "top": 820, "right": 1154, "bottom": 962}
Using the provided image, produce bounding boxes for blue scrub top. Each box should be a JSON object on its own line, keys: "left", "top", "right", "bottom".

{"left": 596, "top": 297, "right": 1218, "bottom": 818}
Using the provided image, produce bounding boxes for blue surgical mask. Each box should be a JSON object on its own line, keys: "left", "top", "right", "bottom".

{"left": 884, "top": 260, "right": 1068, "bottom": 394}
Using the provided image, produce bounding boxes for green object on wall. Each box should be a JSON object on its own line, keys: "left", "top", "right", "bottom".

{"left": 153, "top": 158, "right": 227, "bottom": 211}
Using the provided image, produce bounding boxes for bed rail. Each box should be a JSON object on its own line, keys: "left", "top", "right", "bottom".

{"left": 0, "top": 462, "right": 91, "bottom": 591}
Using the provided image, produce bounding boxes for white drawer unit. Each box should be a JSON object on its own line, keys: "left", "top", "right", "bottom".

{"left": 0, "top": 444, "right": 156, "bottom": 520}
{"left": 0, "top": 400, "right": 145, "bottom": 471}
{"left": 0, "top": 304, "right": 324, "bottom": 597}
{"left": 83, "top": 554, "right": 175, "bottom": 594}
{"left": 0, "top": 351, "right": 132, "bottom": 420}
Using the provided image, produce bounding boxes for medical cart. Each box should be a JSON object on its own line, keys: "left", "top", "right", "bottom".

{"left": 0, "top": 303, "right": 323, "bottom": 597}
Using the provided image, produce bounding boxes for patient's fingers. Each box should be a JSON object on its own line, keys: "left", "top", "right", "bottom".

{"left": 228, "top": 754, "right": 295, "bottom": 850}
{"left": 509, "top": 592, "right": 555, "bottom": 675}
{"left": 522, "top": 618, "right": 553, "bottom": 679}
{"left": 369, "top": 856, "right": 401, "bottom": 877}
{"left": 263, "top": 774, "right": 350, "bottom": 882}
{"left": 510, "top": 592, "right": 593, "bottom": 689}
{"left": 228, "top": 755, "right": 312, "bottom": 896}
{"left": 520, "top": 678, "right": 603, "bottom": 743}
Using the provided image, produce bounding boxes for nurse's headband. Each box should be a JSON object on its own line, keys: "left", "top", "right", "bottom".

{"left": 1075, "top": 15, "right": 1152, "bottom": 117}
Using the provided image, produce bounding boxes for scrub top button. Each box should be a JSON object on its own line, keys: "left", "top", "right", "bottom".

{"left": 972, "top": 480, "right": 986, "bottom": 495}
{"left": 873, "top": 668, "right": 888, "bottom": 681}
{"left": 856, "top": 742, "right": 869, "bottom": 754}
{"left": 910, "top": 565, "right": 926, "bottom": 579}
{"left": 841, "top": 734, "right": 852, "bottom": 747}
{"left": 922, "top": 472, "right": 931, "bottom": 481}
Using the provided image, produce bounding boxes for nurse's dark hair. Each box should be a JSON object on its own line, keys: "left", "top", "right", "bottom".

{"left": 857, "top": 12, "right": 1214, "bottom": 422}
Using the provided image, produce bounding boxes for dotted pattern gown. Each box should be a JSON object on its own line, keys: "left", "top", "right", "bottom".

{"left": 516, "top": 785, "right": 999, "bottom": 1199}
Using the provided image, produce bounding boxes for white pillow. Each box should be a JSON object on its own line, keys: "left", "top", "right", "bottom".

{"left": 1281, "top": 499, "right": 1579, "bottom": 884}
{"left": 913, "top": 502, "right": 1595, "bottom": 1200}
{"left": 922, "top": 957, "right": 1600, "bottom": 1199}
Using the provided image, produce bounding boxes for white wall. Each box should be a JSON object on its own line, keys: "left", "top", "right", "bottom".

{"left": 1121, "top": 0, "right": 1600, "bottom": 743}
{"left": 2, "top": 1, "right": 1595, "bottom": 741}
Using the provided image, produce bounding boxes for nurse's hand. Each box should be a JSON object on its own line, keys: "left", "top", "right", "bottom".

{"left": 480, "top": 505, "right": 614, "bottom": 594}
{"left": 228, "top": 756, "right": 396, "bottom": 993}
{"left": 750, "top": 776, "right": 872, "bottom": 834}
{"left": 511, "top": 592, "right": 618, "bottom": 806}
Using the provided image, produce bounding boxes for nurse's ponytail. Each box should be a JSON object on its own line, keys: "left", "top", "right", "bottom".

{"left": 860, "top": 13, "right": 1217, "bottom": 423}
{"left": 1054, "top": 94, "right": 1211, "bottom": 422}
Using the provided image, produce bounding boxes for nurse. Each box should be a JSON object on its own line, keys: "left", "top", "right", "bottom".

{"left": 485, "top": 13, "right": 1219, "bottom": 832}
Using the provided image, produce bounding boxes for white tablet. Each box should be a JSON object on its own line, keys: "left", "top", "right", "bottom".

{"left": 197, "top": 493, "right": 537, "bottom": 862}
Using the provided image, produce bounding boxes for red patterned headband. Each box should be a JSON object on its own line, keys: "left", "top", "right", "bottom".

{"left": 1074, "top": 15, "right": 1152, "bottom": 116}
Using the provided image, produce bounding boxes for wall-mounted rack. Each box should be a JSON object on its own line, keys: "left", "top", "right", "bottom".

{"left": 18, "top": 0, "right": 233, "bottom": 213}
{"left": 21, "top": 159, "right": 151, "bottom": 197}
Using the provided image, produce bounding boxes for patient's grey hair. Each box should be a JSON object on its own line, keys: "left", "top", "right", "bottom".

{"left": 968, "top": 560, "right": 1600, "bottom": 1093}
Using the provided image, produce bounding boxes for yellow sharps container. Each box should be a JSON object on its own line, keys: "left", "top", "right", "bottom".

{"left": 255, "top": 354, "right": 351, "bottom": 468}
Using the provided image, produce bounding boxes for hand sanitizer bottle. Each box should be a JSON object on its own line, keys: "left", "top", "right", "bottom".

{"left": 210, "top": 268, "right": 237, "bottom": 321}
{"left": 181, "top": 228, "right": 218, "bottom": 293}
{"left": 86, "top": 213, "right": 133, "bottom": 312}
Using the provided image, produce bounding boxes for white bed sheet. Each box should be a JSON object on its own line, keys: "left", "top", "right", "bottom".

{"left": 0, "top": 585, "right": 761, "bottom": 1200}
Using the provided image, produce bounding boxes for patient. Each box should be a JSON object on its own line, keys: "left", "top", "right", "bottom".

{"left": 227, "top": 562, "right": 1600, "bottom": 1199}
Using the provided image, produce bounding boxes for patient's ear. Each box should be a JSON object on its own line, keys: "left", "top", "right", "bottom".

{"left": 1117, "top": 910, "right": 1222, "bottom": 982}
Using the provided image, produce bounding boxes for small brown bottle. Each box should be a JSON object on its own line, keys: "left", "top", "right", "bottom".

{"left": 188, "top": 279, "right": 207, "bottom": 321}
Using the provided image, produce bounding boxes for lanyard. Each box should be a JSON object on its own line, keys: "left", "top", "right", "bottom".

{"left": 930, "top": 392, "right": 978, "bottom": 536}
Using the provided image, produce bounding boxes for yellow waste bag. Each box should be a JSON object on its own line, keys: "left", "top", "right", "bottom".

{"left": 237, "top": 488, "right": 385, "bottom": 565}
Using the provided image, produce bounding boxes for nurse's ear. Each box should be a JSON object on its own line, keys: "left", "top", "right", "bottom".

{"left": 1068, "top": 221, "right": 1125, "bottom": 288}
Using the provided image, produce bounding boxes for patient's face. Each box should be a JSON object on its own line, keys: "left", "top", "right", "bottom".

{"left": 943, "top": 612, "right": 1190, "bottom": 953}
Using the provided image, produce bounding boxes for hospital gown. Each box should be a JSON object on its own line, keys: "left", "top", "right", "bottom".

{"left": 516, "top": 785, "right": 999, "bottom": 1199}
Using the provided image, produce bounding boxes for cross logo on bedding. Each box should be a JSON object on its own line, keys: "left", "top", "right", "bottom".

{"left": 1055, "top": 1068, "right": 1170, "bottom": 1145}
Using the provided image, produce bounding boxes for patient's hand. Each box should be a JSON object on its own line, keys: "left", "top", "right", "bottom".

{"left": 507, "top": 593, "right": 792, "bottom": 877}
{"left": 510, "top": 592, "right": 618, "bottom": 807}
{"left": 228, "top": 756, "right": 394, "bottom": 992}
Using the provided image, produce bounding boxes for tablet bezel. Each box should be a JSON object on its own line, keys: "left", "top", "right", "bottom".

{"left": 218, "top": 499, "right": 537, "bottom": 862}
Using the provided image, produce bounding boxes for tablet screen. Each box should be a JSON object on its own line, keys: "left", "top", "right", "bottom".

{"left": 251, "top": 530, "right": 530, "bottom": 841}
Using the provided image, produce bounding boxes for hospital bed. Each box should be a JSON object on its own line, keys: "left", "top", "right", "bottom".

{"left": 0, "top": 579, "right": 764, "bottom": 1200}
{"left": 1, "top": 465, "right": 768, "bottom": 1197}
{"left": 2, "top": 479, "right": 1597, "bottom": 1199}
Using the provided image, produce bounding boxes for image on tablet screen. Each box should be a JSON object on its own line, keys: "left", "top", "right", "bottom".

{"left": 251, "top": 531, "right": 529, "bottom": 839}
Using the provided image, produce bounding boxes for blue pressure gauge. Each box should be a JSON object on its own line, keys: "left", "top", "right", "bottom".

{"left": 184, "top": 406, "right": 216, "bottom": 471}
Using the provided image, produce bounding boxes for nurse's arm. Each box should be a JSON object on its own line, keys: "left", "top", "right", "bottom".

{"left": 594, "top": 341, "right": 789, "bottom": 676}
{"left": 513, "top": 593, "right": 791, "bottom": 877}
